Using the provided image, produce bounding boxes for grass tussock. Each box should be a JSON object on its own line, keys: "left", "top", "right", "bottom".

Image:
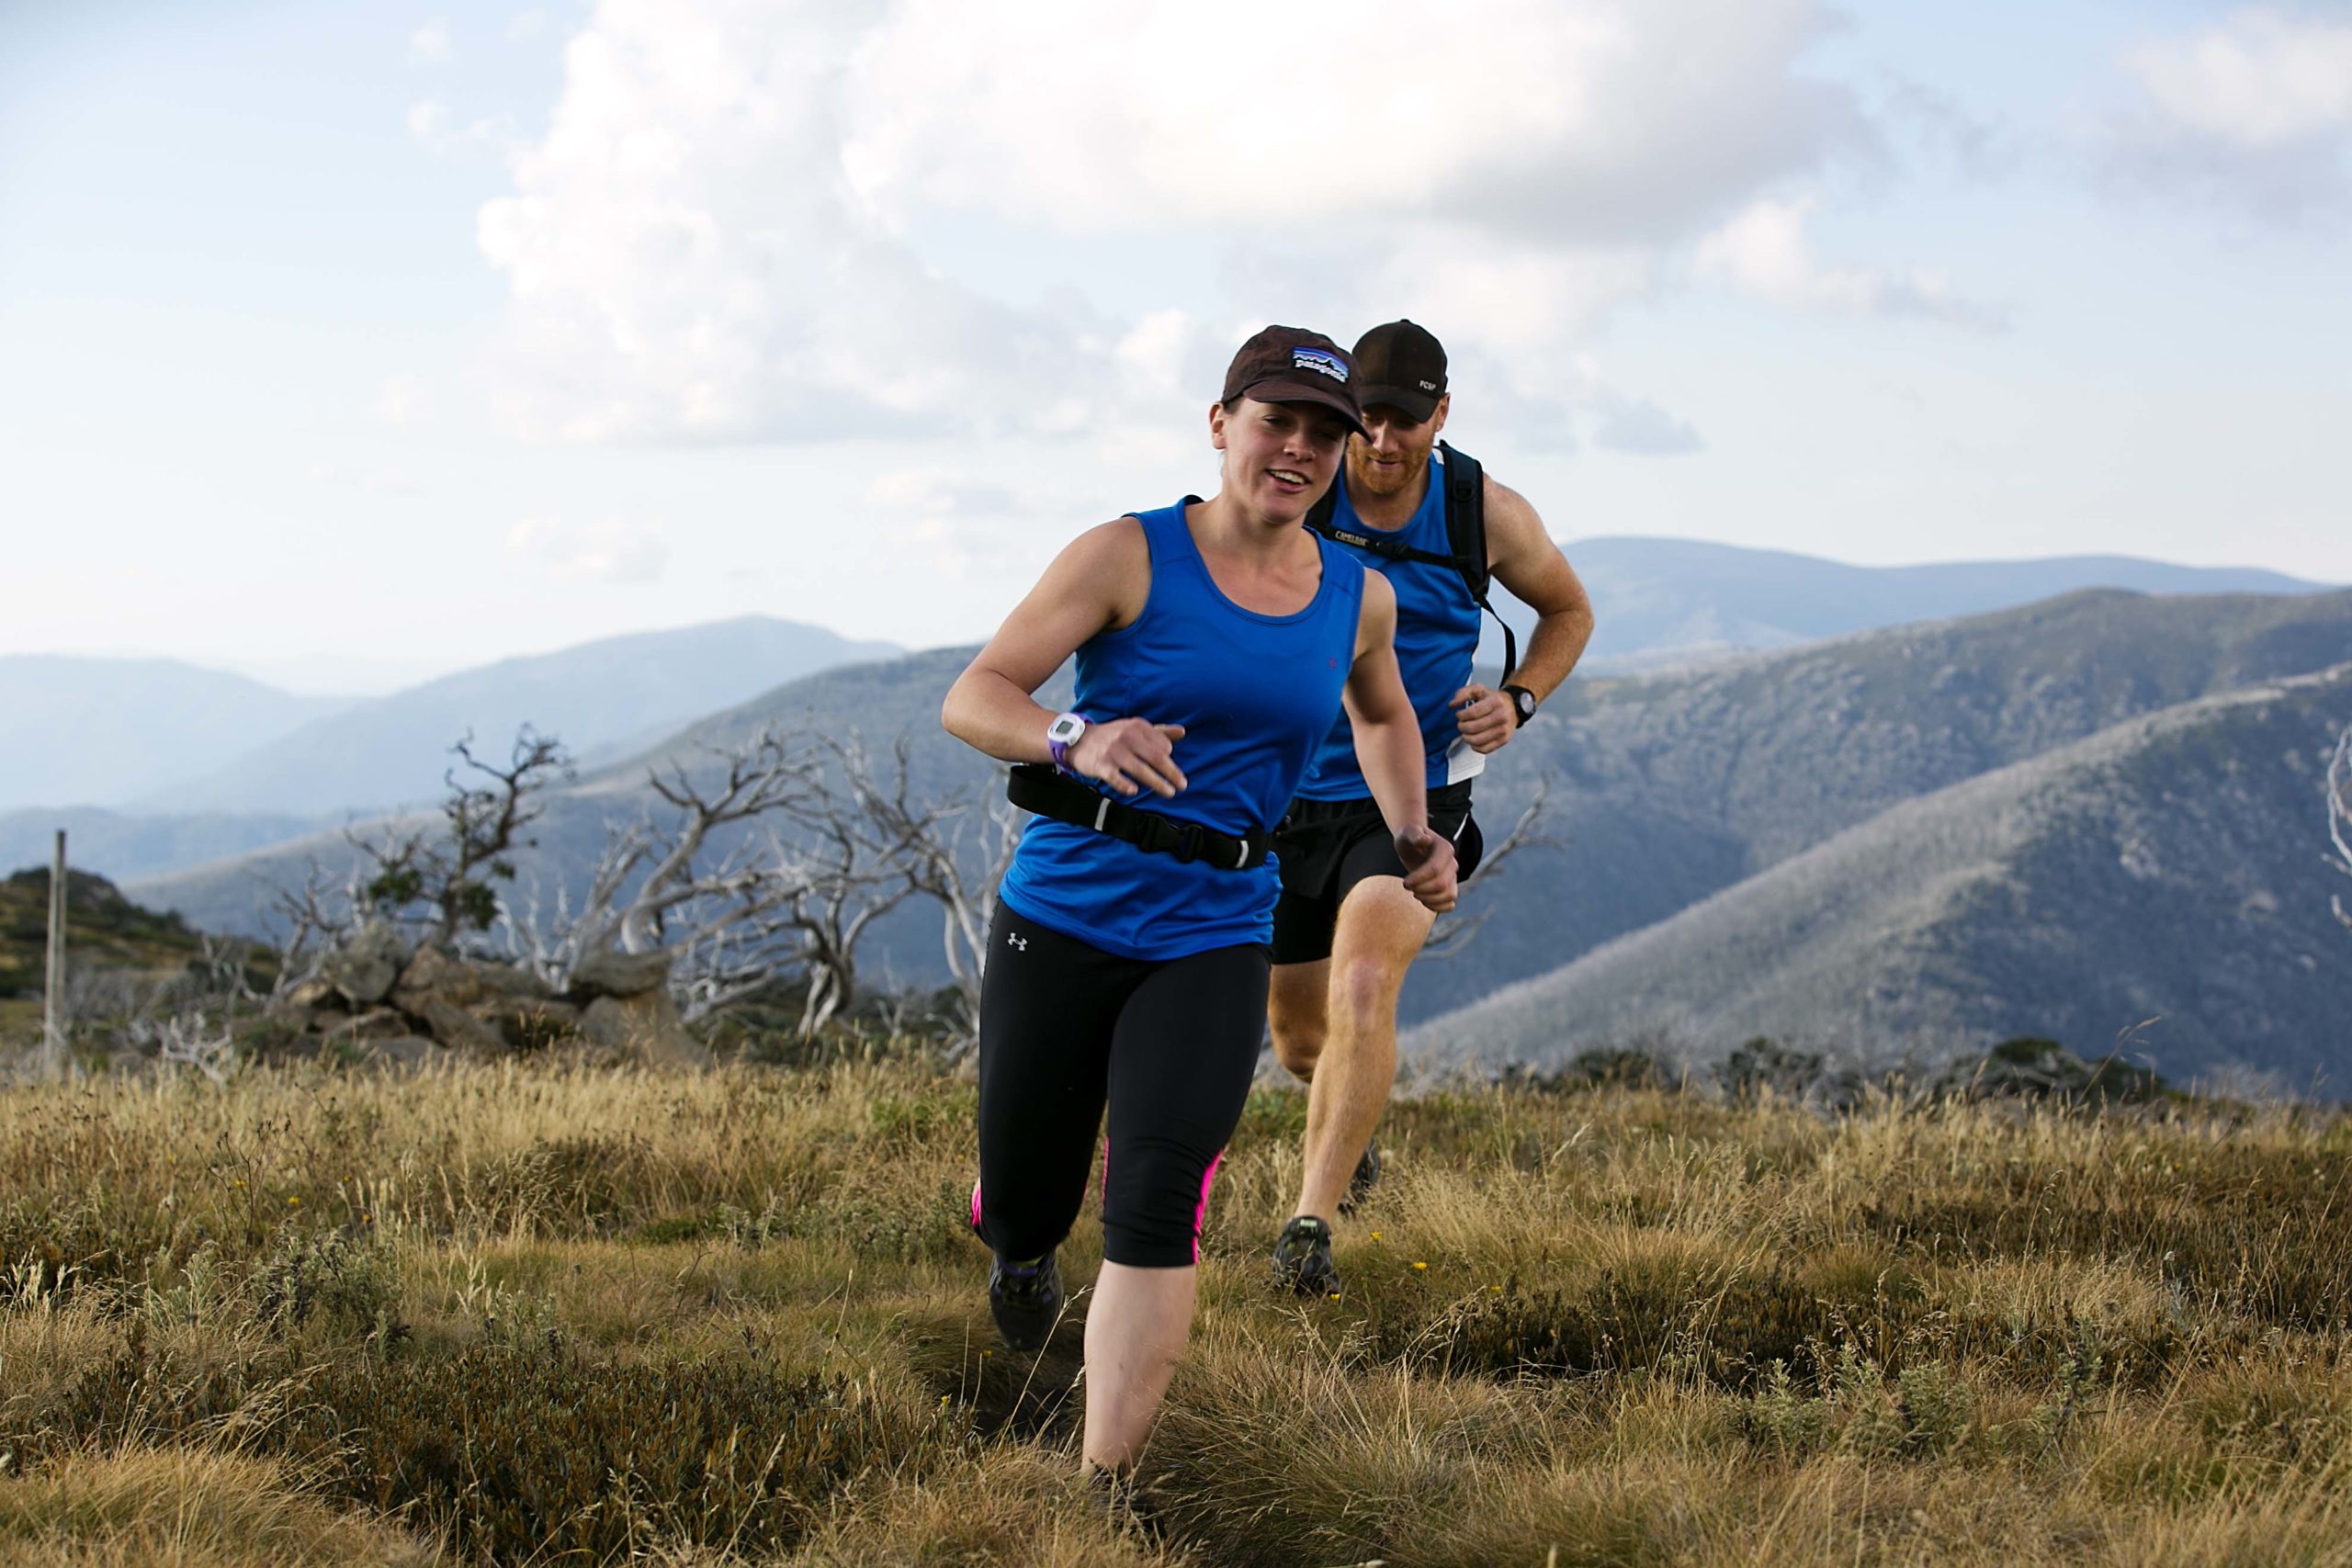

{"left": 2, "top": 1053, "right": 2350, "bottom": 1564}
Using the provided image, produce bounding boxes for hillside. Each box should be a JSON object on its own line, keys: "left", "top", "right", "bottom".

{"left": 0, "top": 656, "right": 348, "bottom": 812}
{"left": 1507, "top": 536, "right": 2327, "bottom": 672}
{"left": 0, "top": 865, "right": 203, "bottom": 1000}
{"left": 151, "top": 616, "right": 902, "bottom": 817}
{"left": 0, "top": 806, "right": 342, "bottom": 887}
{"left": 129, "top": 588, "right": 2352, "bottom": 1082}
{"left": 1410, "top": 666, "right": 2352, "bottom": 1084}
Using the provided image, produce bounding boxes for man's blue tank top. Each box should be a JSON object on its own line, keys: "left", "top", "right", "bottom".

{"left": 1295, "top": 454, "right": 1483, "bottom": 799}
{"left": 996, "top": 501, "right": 1364, "bottom": 961}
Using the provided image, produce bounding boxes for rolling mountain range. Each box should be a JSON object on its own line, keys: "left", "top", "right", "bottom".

{"left": 125, "top": 585, "right": 2352, "bottom": 1086}
{"left": 0, "top": 657, "right": 349, "bottom": 813}
{"left": 12, "top": 546, "right": 2325, "bottom": 885}
{"left": 146, "top": 616, "right": 902, "bottom": 817}
{"left": 1409, "top": 665, "right": 2352, "bottom": 1088}
{"left": 1538, "top": 537, "right": 2324, "bottom": 672}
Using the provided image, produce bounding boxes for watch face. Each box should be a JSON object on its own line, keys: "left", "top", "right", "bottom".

{"left": 1510, "top": 689, "right": 1537, "bottom": 723}
{"left": 1047, "top": 713, "right": 1087, "bottom": 745}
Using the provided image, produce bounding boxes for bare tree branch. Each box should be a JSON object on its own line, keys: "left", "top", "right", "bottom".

{"left": 1422, "top": 774, "right": 1555, "bottom": 963}
{"left": 2329, "top": 724, "right": 2352, "bottom": 936}
{"left": 491, "top": 727, "right": 974, "bottom": 1036}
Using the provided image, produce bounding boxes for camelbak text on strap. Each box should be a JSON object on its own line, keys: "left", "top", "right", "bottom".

{"left": 1006, "top": 764, "right": 1270, "bottom": 871}
{"left": 1302, "top": 441, "right": 1517, "bottom": 682}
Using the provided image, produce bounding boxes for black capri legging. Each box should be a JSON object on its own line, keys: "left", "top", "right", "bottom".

{"left": 971, "top": 904, "right": 1268, "bottom": 1269}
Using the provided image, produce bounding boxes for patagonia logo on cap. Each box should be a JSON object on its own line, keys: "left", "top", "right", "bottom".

{"left": 1293, "top": 347, "right": 1348, "bottom": 382}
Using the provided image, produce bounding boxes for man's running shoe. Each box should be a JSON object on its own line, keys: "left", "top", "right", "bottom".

{"left": 1271, "top": 1215, "right": 1341, "bottom": 1298}
{"left": 1339, "top": 1137, "right": 1381, "bottom": 1215}
{"left": 987, "top": 1250, "right": 1063, "bottom": 1352}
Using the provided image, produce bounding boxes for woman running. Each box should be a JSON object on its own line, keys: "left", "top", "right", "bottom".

{"left": 941, "top": 324, "right": 1457, "bottom": 1480}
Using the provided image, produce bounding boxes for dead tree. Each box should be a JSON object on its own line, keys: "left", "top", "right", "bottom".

{"left": 2330, "top": 724, "right": 2352, "bottom": 937}
{"left": 355, "top": 729, "right": 572, "bottom": 949}
{"left": 500, "top": 729, "right": 954, "bottom": 1035}
{"left": 261, "top": 854, "right": 372, "bottom": 1002}
{"left": 888, "top": 781, "right": 1024, "bottom": 1047}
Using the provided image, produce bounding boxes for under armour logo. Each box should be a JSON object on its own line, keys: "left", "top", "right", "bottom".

{"left": 1007, "top": 932, "right": 1029, "bottom": 952}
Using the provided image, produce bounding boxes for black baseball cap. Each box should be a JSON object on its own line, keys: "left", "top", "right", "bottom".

{"left": 1352, "top": 319, "right": 1448, "bottom": 423}
{"left": 1219, "top": 325, "right": 1368, "bottom": 437}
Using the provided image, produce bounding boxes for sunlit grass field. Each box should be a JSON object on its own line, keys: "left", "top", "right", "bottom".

{"left": 6, "top": 1048, "right": 2352, "bottom": 1565}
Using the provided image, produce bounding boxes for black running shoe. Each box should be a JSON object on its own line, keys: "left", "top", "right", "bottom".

{"left": 1271, "top": 1215, "right": 1341, "bottom": 1298}
{"left": 987, "top": 1251, "right": 1063, "bottom": 1352}
{"left": 1339, "top": 1137, "right": 1381, "bottom": 1215}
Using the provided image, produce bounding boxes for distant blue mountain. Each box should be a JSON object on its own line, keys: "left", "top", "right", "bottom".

{"left": 149, "top": 616, "right": 902, "bottom": 817}
{"left": 0, "top": 657, "right": 349, "bottom": 813}
{"left": 0, "top": 806, "right": 340, "bottom": 886}
{"left": 1488, "top": 537, "right": 2331, "bottom": 671}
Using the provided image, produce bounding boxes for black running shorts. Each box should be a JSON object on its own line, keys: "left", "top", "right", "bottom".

{"left": 1268, "top": 783, "right": 1482, "bottom": 965}
{"left": 971, "top": 905, "right": 1269, "bottom": 1269}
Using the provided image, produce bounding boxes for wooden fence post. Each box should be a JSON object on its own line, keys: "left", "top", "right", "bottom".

{"left": 42, "top": 829, "right": 66, "bottom": 1079}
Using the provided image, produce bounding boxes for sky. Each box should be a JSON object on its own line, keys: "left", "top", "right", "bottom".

{"left": 3, "top": 0, "right": 2347, "bottom": 694}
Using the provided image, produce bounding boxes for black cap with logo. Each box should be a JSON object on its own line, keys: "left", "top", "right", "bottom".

{"left": 1352, "top": 319, "right": 1448, "bottom": 423}
{"left": 1219, "top": 325, "right": 1368, "bottom": 437}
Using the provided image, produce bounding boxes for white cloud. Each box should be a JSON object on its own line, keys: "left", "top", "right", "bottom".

{"left": 842, "top": 0, "right": 1851, "bottom": 245}
{"left": 409, "top": 98, "right": 514, "bottom": 157}
{"left": 376, "top": 375, "right": 431, "bottom": 427}
{"left": 2111, "top": 8, "right": 2352, "bottom": 219}
{"left": 409, "top": 19, "right": 452, "bottom": 64}
{"left": 309, "top": 462, "right": 419, "bottom": 496}
{"left": 1692, "top": 197, "right": 2004, "bottom": 329}
{"left": 507, "top": 517, "right": 669, "bottom": 582}
{"left": 2128, "top": 9, "right": 2352, "bottom": 152}
{"left": 473, "top": 0, "right": 1920, "bottom": 447}
{"left": 1593, "top": 394, "right": 1703, "bottom": 456}
{"left": 508, "top": 9, "right": 549, "bottom": 41}
{"left": 864, "top": 470, "right": 1021, "bottom": 518}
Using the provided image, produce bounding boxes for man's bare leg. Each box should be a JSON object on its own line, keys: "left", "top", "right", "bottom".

{"left": 1268, "top": 959, "right": 1331, "bottom": 1084}
{"left": 1293, "top": 876, "right": 1435, "bottom": 1224}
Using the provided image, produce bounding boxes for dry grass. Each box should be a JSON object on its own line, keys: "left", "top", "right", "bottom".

{"left": 3, "top": 1052, "right": 2350, "bottom": 1564}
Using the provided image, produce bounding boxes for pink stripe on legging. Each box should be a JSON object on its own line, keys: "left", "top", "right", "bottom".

{"left": 969, "top": 1179, "right": 982, "bottom": 1235}
{"left": 1192, "top": 1149, "right": 1226, "bottom": 1263}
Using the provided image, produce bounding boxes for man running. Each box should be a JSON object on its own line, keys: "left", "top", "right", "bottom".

{"left": 1268, "top": 320, "right": 1594, "bottom": 1297}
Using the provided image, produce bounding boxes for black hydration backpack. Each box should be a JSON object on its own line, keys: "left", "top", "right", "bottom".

{"left": 1301, "top": 441, "right": 1517, "bottom": 682}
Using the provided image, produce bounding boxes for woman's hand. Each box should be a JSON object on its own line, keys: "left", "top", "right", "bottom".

{"left": 1395, "top": 824, "right": 1459, "bottom": 912}
{"left": 1073, "top": 719, "right": 1188, "bottom": 798}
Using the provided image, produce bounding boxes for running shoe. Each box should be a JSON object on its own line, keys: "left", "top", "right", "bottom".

{"left": 1339, "top": 1136, "right": 1381, "bottom": 1215}
{"left": 987, "top": 1250, "right": 1063, "bottom": 1352}
{"left": 1271, "top": 1215, "right": 1341, "bottom": 1298}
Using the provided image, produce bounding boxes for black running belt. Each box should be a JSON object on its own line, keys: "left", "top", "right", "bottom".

{"left": 1006, "top": 763, "right": 1269, "bottom": 871}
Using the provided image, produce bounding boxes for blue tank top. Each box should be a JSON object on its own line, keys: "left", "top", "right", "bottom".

{"left": 1295, "top": 454, "right": 1483, "bottom": 799}
{"left": 996, "top": 501, "right": 1365, "bottom": 961}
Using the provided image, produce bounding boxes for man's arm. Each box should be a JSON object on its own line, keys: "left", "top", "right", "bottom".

{"left": 1451, "top": 474, "right": 1594, "bottom": 753}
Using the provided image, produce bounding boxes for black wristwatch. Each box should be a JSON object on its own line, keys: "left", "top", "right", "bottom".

{"left": 1501, "top": 684, "right": 1539, "bottom": 728}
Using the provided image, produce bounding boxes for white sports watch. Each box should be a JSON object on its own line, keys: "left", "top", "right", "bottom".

{"left": 1046, "top": 712, "right": 1088, "bottom": 773}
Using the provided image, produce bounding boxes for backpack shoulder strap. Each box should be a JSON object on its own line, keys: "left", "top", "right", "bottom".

{"left": 1438, "top": 442, "right": 1518, "bottom": 682}
{"left": 1303, "top": 482, "right": 1340, "bottom": 537}
{"left": 1439, "top": 442, "right": 1488, "bottom": 599}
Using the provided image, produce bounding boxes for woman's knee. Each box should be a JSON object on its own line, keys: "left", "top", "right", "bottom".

{"left": 1102, "top": 1139, "right": 1228, "bottom": 1269}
